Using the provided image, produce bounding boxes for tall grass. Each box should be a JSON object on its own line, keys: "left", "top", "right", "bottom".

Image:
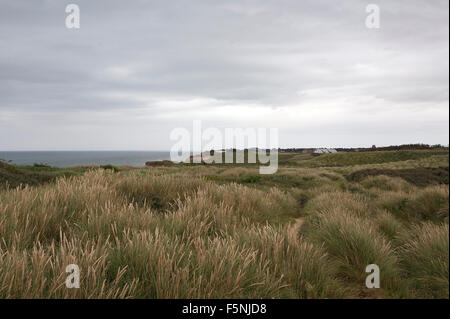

{"left": 0, "top": 158, "right": 448, "bottom": 298}
{"left": 397, "top": 223, "right": 449, "bottom": 298}
{"left": 301, "top": 208, "right": 399, "bottom": 291}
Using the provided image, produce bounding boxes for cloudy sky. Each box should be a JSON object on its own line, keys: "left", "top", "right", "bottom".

{"left": 0, "top": 0, "right": 448, "bottom": 150}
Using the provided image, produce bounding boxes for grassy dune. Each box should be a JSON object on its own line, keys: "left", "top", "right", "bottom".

{"left": 0, "top": 149, "right": 448, "bottom": 298}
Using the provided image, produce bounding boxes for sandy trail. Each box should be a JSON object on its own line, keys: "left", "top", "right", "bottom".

{"left": 288, "top": 217, "right": 305, "bottom": 239}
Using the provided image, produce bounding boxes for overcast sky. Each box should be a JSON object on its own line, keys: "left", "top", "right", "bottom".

{"left": 0, "top": 0, "right": 448, "bottom": 150}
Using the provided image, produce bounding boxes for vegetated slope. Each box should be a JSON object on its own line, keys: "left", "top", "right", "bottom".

{"left": 0, "top": 161, "right": 55, "bottom": 188}
{"left": 347, "top": 166, "right": 449, "bottom": 187}
{"left": 297, "top": 150, "right": 449, "bottom": 167}
{"left": 0, "top": 160, "right": 103, "bottom": 189}
{"left": 0, "top": 150, "right": 448, "bottom": 298}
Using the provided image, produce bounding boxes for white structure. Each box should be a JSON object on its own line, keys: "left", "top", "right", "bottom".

{"left": 313, "top": 148, "right": 337, "bottom": 154}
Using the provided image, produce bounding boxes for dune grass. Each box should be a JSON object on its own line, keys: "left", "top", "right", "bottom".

{"left": 0, "top": 150, "right": 448, "bottom": 298}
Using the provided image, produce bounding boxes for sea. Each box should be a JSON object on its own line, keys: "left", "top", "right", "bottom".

{"left": 0, "top": 151, "right": 172, "bottom": 168}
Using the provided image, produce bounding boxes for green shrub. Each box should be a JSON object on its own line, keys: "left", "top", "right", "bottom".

{"left": 238, "top": 174, "right": 261, "bottom": 184}
{"left": 100, "top": 164, "right": 120, "bottom": 172}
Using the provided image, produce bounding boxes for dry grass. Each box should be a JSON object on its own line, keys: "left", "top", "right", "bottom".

{"left": 397, "top": 223, "right": 449, "bottom": 298}
{"left": 0, "top": 151, "right": 448, "bottom": 298}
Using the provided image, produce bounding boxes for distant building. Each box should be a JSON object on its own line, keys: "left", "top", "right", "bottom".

{"left": 313, "top": 148, "right": 338, "bottom": 154}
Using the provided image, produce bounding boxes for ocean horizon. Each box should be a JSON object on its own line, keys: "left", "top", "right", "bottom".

{"left": 0, "top": 151, "right": 172, "bottom": 168}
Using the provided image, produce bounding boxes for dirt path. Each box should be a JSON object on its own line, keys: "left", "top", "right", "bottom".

{"left": 288, "top": 217, "right": 305, "bottom": 239}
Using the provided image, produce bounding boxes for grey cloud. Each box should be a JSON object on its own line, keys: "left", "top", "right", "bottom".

{"left": 0, "top": 0, "right": 448, "bottom": 149}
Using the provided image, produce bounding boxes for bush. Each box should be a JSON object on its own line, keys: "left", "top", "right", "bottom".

{"left": 100, "top": 164, "right": 120, "bottom": 172}
{"left": 33, "top": 163, "right": 51, "bottom": 168}
{"left": 238, "top": 174, "right": 261, "bottom": 184}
